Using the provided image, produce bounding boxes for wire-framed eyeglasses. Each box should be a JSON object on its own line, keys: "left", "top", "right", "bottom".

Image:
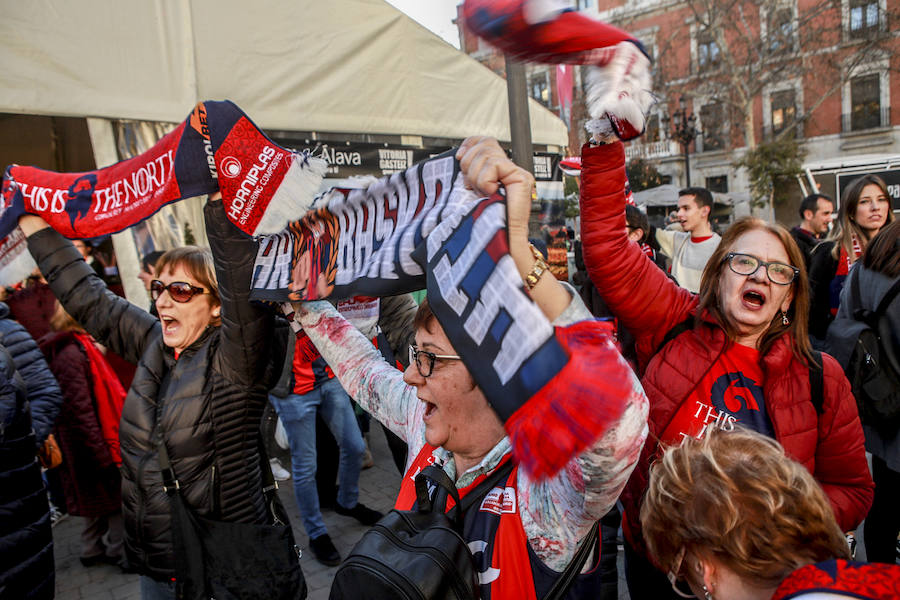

{"left": 722, "top": 252, "right": 799, "bottom": 285}
{"left": 408, "top": 345, "right": 462, "bottom": 378}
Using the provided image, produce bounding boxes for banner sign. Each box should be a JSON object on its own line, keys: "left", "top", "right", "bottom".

{"left": 533, "top": 152, "right": 562, "bottom": 181}
{"left": 0, "top": 100, "right": 326, "bottom": 284}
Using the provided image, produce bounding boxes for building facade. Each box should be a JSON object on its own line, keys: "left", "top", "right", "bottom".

{"left": 458, "top": 0, "right": 900, "bottom": 226}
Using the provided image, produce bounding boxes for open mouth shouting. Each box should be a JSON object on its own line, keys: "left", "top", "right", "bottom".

{"left": 742, "top": 289, "right": 766, "bottom": 309}
{"left": 422, "top": 399, "right": 438, "bottom": 422}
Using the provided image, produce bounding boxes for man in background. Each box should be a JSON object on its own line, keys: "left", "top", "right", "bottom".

{"left": 790, "top": 193, "right": 834, "bottom": 268}
{"left": 654, "top": 187, "right": 720, "bottom": 293}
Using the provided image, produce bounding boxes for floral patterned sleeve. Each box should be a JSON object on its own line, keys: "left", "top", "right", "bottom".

{"left": 519, "top": 286, "right": 649, "bottom": 572}
{"left": 293, "top": 301, "right": 427, "bottom": 454}
{"left": 297, "top": 290, "right": 649, "bottom": 573}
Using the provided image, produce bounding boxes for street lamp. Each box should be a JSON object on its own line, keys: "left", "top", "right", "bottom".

{"left": 663, "top": 96, "right": 698, "bottom": 187}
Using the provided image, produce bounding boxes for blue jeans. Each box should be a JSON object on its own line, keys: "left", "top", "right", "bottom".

{"left": 270, "top": 378, "right": 365, "bottom": 539}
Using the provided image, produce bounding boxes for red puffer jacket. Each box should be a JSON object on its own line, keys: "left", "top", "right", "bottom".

{"left": 579, "top": 141, "right": 873, "bottom": 554}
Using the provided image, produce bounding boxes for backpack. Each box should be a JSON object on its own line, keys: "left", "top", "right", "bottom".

{"left": 330, "top": 461, "right": 598, "bottom": 600}
{"left": 825, "top": 270, "right": 900, "bottom": 433}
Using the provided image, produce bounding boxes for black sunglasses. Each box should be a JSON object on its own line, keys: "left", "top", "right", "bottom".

{"left": 150, "top": 279, "right": 209, "bottom": 303}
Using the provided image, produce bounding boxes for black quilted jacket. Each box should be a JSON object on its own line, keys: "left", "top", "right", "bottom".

{"left": 28, "top": 200, "right": 284, "bottom": 582}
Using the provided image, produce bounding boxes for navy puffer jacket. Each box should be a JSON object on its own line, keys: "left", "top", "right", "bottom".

{"left": 0, "top": 343, "right": 55, "bottom": 599}
{"left": 0, "top": 302, "right": 63, "bottom": 445}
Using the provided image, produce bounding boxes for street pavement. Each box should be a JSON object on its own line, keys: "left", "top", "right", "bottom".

{"left": 52, "top": 428, "right": 634, "bottom": 600}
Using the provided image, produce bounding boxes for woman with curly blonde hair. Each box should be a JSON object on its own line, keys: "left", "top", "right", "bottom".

{"left": 641, "top": 428, "right": 900, "bottom": 600}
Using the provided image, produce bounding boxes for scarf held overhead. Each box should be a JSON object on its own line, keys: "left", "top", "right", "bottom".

{"left": 253, "top": 152, "right": 633, "bottom": 478}
{"left": 0, "top": 99, "right": 633, "bottom": 478}
{"left": 0, "top": 100, "right": 326, "bottom": 283}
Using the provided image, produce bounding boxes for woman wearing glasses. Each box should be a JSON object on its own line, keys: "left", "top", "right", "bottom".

{"left": 642, "top": 428, "right": 899, "bottom": 600}
{"left": 291, "top": 137, "right": 649, "bottom": 600}
{"left": 578, "top": 138, "right": 873, "bottom": 599}
{"left": 18, "top": 195, "right": 286, "bottom": 600}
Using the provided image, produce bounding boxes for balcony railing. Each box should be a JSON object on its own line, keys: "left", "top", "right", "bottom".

{"left": 842, "top": 106, "right": 891, "bottom": 133}
{"left": 625, "top": 139, "right": 681, "bottom": 161}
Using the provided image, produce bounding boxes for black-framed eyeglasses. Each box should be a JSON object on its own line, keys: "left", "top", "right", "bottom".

{"left": 667, "top": 547, "right": 697, "bottom": 598}
{"left": 408, "top": 345, "right": 462, "bottom": 378}
{"left": 723, "top": 252, "right": 799, "bottom": 286}
{"left": 150, "top": 279, "right": 209, "bottom": 303}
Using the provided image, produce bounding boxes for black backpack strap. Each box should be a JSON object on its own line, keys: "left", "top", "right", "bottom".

{"left": 808, "top": 350, "right": 824, "bottom": 415}
{"left": 873, "top": 277, "right": 900, "bottom": 320}
{"left": 657, "top": 317, "right": 694, "bottom": 354}
{"left": 415, "top": 459, "right": 514, "bottom": 517}
{"left": 542, "top": 521, "right": 600, "bottom": 600}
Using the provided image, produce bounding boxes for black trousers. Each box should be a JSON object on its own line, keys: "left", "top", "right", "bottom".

{"left": 864, "top": 454, "right": 900, "bottom": 564}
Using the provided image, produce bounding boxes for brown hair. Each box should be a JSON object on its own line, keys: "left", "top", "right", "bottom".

{"left": 862, "top": 218, "right": 900, "bottom": 277}
{"left": 49, "top": 301, "right": 84, "bottom": 333}
{"left": 696, "top": 216, "right": 815, "bottom": 365}
{"left": 413, "top": 297, "right": 438, "bottom": 333}
{"left": 641, "top": 428, "right": 849, "bottom": 588}
{"left": 829, "top": 174, "right": 895, "bottom": 260}
{"left": 154, "top": 246, "right": 221, "bottom": 325}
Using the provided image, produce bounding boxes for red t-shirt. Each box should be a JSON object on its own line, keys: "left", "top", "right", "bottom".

{"left": 660, "top": 342, "right": 775, "bottom": 446}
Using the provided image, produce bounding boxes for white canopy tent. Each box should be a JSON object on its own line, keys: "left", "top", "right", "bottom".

{"left": 0, "top": 0, "right": 567, "bottom": 145}
{"left": 0, "top": 0, "right": 568, "bottom": 304}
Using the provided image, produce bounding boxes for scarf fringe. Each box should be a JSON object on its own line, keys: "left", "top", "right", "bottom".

{"left": 251, "top": 151, "right": 328, "bottom": 236}
{"left": 505, "top": 319, "right": 635, "bottom": 479}
{"left": 584, "top": 42, "right": 654, "bottom": 141}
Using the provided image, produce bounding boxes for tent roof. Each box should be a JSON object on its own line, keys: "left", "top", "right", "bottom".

{"left": 0, "top": 0, "right": 567, "bottom": 147}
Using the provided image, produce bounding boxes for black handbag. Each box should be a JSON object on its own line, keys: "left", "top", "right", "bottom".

{"left": 330, "top": 461, "right": 598, "bottom": 600}
{"left": 158, "top": 440, "right": 306, "bottom": 600}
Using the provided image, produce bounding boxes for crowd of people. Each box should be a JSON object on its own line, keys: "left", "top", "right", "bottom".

{"left": 1, "top": 116, "right": 899, "bottom": 600}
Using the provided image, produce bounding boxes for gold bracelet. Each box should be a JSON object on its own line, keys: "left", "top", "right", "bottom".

{"left": 524, "top": 244, "right": 549, "bottom": 290}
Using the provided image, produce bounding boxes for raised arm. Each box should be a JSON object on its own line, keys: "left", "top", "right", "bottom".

{"left": 456, "top": 136, "right": 571, "bottom": 322}
{"left": 521, "top": 336, "right": 648, "bottom": 570}
{"left": 204, "top": 198, "right": 275, "bottom": 386}
{"left": 293, "top": 300, "right": 419, "bottom": 445}
{"left": 579, "top": 142, "right": 696, "bottom": 366}
{"left": 457, "top": 137, "right": 649, "bottom": 569}
{"left": 20, "top": 215, "right": 158, "bottom": 365}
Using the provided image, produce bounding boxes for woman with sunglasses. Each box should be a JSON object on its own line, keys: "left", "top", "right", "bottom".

{"left": 17, "top": 194, "right": 286, "bottom": 600}
{"left": 642, "top": 427, "right": 899, "bottom": 600}
{"left": 578, "top": 134, "right": 873, "bottom": 599}
{"left": 290, "top": 137, "right": 648, "bottom": 600}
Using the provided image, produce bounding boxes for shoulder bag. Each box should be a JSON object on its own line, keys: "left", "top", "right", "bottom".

{"left": 158, "top": 440, "right": 306, "bottom": 600}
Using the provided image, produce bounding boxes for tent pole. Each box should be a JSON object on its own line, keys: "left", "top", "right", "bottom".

{"left": 505, "top": 55, "right": 538, "bottom": 236}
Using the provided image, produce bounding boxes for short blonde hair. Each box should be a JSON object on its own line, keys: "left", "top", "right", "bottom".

{"left": 641, "top": 428, "right": 848, "bottom": 588}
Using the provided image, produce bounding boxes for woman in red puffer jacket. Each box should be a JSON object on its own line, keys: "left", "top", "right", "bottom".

{"left": 579, "top": 138, "right": 874, "bottom": 599}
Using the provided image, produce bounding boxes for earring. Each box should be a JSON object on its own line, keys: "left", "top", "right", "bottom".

{"left": 703, "top": 584, "right": 714, "bottom": 600}
{"left": 782, "top": 311, "right": 789, "bottom": 326}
